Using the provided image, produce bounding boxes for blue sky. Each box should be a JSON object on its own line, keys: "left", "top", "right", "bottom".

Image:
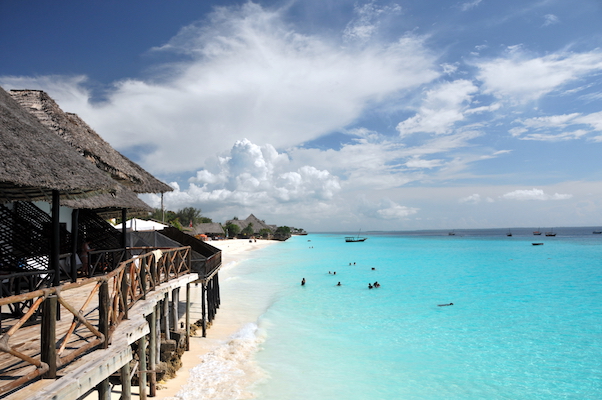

{"left": 1, "top": 0, "right": 602, "bottom": 231}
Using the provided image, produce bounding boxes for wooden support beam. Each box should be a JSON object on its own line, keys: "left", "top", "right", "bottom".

{"left": 161, "top": 294, "right": 170, "bottom": 341}
{"left": 41, "top": 295, "right": 57, "bottom": 379}
{"left": 138, "top": 335, "right": 147, "bottom": 400}
{"left": 169, "top": 288, "right": 179, "bottom": 332}
{"left": 51, "top": 190, "right": 60, "bottom": 288}
{"left": 147, "top": 307, "right": 157, "bottom": 397}
{"left": 185, "top": 283, "right": 190, "bottom": 351}
{"left": 120, "top": 360, "right": 131, "bottom": 400}
{"left": 97, "top": 377, "right": 110, "bottom": 400}
{"left": 70, "top": 209, "right": 79, "bottom": 283}
{"left": 201, "top": 283, "right": 207, "bottom": 338}
{"left": 121, "top": 208, "right": 127, "bottom": 250}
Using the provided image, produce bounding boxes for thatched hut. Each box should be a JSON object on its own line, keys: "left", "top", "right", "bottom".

{"left": 0, "top": 87, "right": 117, "bottom": 203}
{"left": 225, "top": 214, "right": 274, "bottom": 236}
{"left": 194, "top": 223, "right": 225, "bottom": 238}
{"left": 9, "top": 90, "right": 172, "bottom": 194}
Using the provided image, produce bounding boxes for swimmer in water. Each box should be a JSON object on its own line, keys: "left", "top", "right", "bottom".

{"left": 337, "top": 282, "right": 341, "bottom": 286}
{"left": 301, "top": 278, "right": 306, "bottom": 286}
{"left": 368, "top": 283, "right": 373, "bottom": 289}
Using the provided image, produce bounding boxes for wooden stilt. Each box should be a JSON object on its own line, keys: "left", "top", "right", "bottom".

{"left": 161, "top": 293, "right": 170, "bottom": 340}
{"left": 138, "top": 335, "right": 147, "bottom": 400}
{"left": 185, "top": 283, "right": 191, "bottom": 351}
{"left": 97, "top": 377, "right": 110, "bottom": 400}
{"left": 201, "top": 283, "right": 207, "bottom": 338}
{"left": 147, "top": 307, "right": 157, "bottom": 397}
{"left": 170, "top": 288, "right": 179, "bottom": 332}
{"left": 120, "top": 360, "right": 132, "bottom": 400}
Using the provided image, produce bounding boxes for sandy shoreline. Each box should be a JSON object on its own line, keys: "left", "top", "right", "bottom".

{"left": 85, "top": 238, "right": 279, "bottom": 400}
{"left": 154, "top": 238, "right": 278, "bottom": 399}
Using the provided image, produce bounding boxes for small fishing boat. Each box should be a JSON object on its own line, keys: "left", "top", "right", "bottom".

{"left": 545, "top": 229, "right": 556, "bottom": 237}
{"left": 506, "top": 229, "right": 512, "bottom": 237}
{"left": 448, "top": 231, "right": 456, "bottom": 236}
{"left": 345, "top": 230, "right": 367, "bottom": 242}
{"left": 593, "top": 230, "right": 602, "bottom": 234}
{"left": 533, "top": 229, "right": 542, "bottom": 235}
{"left": 532, "top": 243, "right": 544, "bottom": 246}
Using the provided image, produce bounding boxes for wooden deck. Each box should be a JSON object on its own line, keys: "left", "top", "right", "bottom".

{"left": 0, "top": 246, "right": 204, "bottom": 400}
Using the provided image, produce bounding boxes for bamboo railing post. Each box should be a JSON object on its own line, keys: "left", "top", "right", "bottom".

{"left": 120, "top": 360, "right": 131, "bottom": 400}
{"left": 121, "top": 270, "right": 129, "bottom": 320}
{"left": 141, "top": 258, "right": 147, "bottom": 300}
{"left": 41, "top": 295, "right": 57, "bottom": 379}
{"left": 138, "top": 335, "right": 147, "bottom": 400}
{"left": 99, "top": 280, "right": 109, "bottom": 349}
{"left": 147, "top": 307, "right": 157, "bottom": 397}
{"left": 201, "top": 283, "right": 207, "bottom": 337}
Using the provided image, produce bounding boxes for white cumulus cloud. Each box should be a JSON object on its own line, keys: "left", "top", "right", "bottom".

{"left": 502, "top": 188, "right": 573, "bottom": 201}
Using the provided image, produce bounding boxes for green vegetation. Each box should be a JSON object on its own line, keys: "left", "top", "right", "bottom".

{"left": 224, "top": 222, "right": 240, "bottom": 238}
{"left": 147, "top": 207, "right": 212, "bottom": 230}
{"left": 241, "top": 223, "right": 254, "bottom": 236}
{"left": 275, "top": 226, "right": 291, "bottom": 235}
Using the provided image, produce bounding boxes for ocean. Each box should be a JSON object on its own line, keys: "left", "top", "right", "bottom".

{"left": 176, "top": 228, "right": 602, "bottom": 400}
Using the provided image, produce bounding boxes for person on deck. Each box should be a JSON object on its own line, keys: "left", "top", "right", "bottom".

{"left": 80, "top": 238, "right": 94, "bottom": 276}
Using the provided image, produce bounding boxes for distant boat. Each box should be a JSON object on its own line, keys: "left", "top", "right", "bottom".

{"left": 448, "top": 231, "right": 456, "bottom": 236}
{"left": 533, "top": 229, "right": 542, "bottom": 235}
{"left": 345, "top": 230, "right": 367, "bottom": 242}
{"left": 593, "top": 230, "right": 602, "bottom": 234}
{"left": 532, "top": 243, "right": 544, "bottom": 246}
{"left": 506, "top": 229, "right": 512, "bottom": 237}
{"left": 545, "top": 229, "right": 556, "bottom": 237}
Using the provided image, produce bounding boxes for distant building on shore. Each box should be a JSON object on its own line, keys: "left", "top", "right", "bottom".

{"left": 225, "top": 214, "right": 276, "bottom": 237}
{"left": 194, "top": 222, "right": 226, "bottom": 238}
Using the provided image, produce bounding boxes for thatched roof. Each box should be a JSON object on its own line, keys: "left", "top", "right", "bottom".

{"left": 0, "top": 86, "right": 117, "bottom": 203}
{"left": 9, "top": 90, "right": 172, "bottom": 194}
{"left": 225, "top": 214, "right": 274, "bottom": 234}
{"left": 194, "top": 223, "right": 225, "bottom": 236}
{"left": 61, "top": 183, "right": 152, "bottom": 218}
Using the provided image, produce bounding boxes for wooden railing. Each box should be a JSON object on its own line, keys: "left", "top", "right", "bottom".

{"left": 0, "top": 246, "right": 191, "bottom": 396}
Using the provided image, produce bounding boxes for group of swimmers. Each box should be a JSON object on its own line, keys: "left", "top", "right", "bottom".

{"left": 302, "top": 262, "right": 381, "bottom": 289}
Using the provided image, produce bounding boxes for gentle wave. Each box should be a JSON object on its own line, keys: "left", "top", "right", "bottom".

{"left": 172, "top": 323, "right": 267, "bottom": 400}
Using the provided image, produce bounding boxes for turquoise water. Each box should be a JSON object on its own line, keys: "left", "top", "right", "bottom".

{"left": 179, "top": 229, "right": 602, "bottom": 399}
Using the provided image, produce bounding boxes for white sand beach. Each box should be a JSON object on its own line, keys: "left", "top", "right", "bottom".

{"left": 154, "top": 238, "right": 278, "bottom": 399}
{"left": 86, "top": 238, "right": 278, "bottom": 400}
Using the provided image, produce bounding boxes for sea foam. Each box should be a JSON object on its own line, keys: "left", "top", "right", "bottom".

{"left": 172, "top": 323, "right": 266, "bottom": 400}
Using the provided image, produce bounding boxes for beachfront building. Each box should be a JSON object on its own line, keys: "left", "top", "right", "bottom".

{"left": 0, "top": 86, "right": 222, "bottom": 400}
{"left": 225, "top": 214, "right": 275, "bottom": 238}
{"left": 193, "top": 222, "right": 225, "bottom": 239}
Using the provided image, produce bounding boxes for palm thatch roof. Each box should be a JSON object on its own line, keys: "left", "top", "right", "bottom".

{"left": 61, "top": 183, "right": 152, "bottom": 218}
{"left": 225, "top": 214, "right": 274, "bottom": 234}
{"left": 0, "top": 86, "right": 117, "bottom": 203}
{"left": 9, "top": 90, "right": 172, "bottom": 194}
{"left": 194, "top": 222, "right": 225, "bottom": 236}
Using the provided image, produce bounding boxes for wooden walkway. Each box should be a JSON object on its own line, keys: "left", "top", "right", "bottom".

{"left": 0, "top": 246, "right": 222, "bottom": 400}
